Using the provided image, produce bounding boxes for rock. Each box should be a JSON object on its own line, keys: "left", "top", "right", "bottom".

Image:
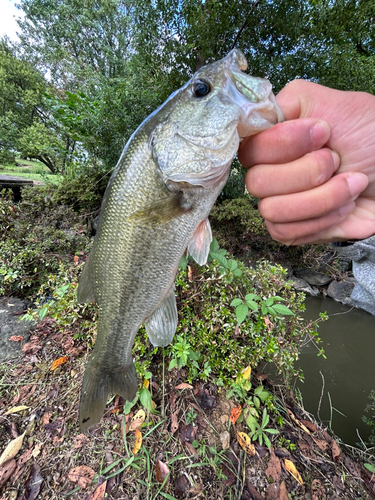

{"left": 219, "top": 430, "right": 230, "bottom": 450}
{"left": 327, "top": 279, "right": 356, "bottom": 305}
{"left": 294, "top": 268, "right": 332, "bottom": 286}
{"left": 291, "top": 277, "right": 320, "bottom": 297}
{"left": 0, "top": 297, "right": 35, "bottom": 362}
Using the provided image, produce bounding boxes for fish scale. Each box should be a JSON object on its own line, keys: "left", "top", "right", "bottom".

{"left": 77, "top": 49, "right": 283, "bottom": 431}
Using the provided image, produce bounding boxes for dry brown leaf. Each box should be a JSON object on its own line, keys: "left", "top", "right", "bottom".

{"left": 265, "top": 448, "right": 281, "bottom": 482}
{"left": 175, "top": 383, "right": 193, "bottom": 390}
{"left": 73, "top": 434, "right": 89, "bottom": 449}
{"left": 344, "top": 455, "right": 361, "bottom": 478}
{"left": 219, "top": 430, "right": 230, "bottom": 450}
{"left": 23, "top": 462, "right": 43, "bottom": 500}
{"left": 5, "top": 405, "right": 29, "bottom": 415}
{"left": 133, "top": 428, "right": 142, "bottom": 455}
{"left": 32, "top": 443, "right": 42, "bottom": 458}
{"left": 313, "top": 438, "right": 329, "bottom": 452}
{"left": 155, "top": 460, "right": 170, "bottom": 484}
{"left": 278, "top": 481, "right": 289, "bottom": 500}
{"left": 41, "top": 410, "right": 51, "bottom": 426}
{"left": 180, "top": 424, "right": 197, "bottom": 445}
{"left": 0, "top": 432, "right": 26, "bottom": 466}
{"left": 50, "top": 356, "right": 69, "bottom": 371}
{"left": 237, "top": 432, "right": 256, "bottom": 456}
{"left": 8, "top": 336, "right": 23, "bottom": 342}
{"left": 284, "top": 459, "right": 303, "bottom": 485}
{"left": 286, "top": 409, "right": 311, "bottom": 435}
{"left": 0, "top": 459, "right": 16, "bottom": 488}
{"left": 331, "top": 440, "right": 340, "bottom": 462}
{"left": 230, "top": 405, "right": 241, "bottom": 426}
{"left": 129, "top": 409, "right": 146, "bottom": 432}
{"left": 90, "top": 480, "right": 107, "bottom": 500}
{"left": 68, "top": 465, "right": 95, "bottom": 489}
{"left": 311, "top": 478, "right": 326, "bottom": 500}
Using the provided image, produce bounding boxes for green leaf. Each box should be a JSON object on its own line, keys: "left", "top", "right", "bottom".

{"left": 254, "top": 396, "right": 260, "bottom": 410}
{"left": 210, "top": 237, "right": 219, "bottom": 253}
{"left": 364, "top": 463, "right": 375, "bottom": 473}
{"left": 235, "top": 304, "right": 248, "bottom": 324}
{"left": 265, "top": 297, "right": 274, "bottom": 306}
{"left": 246, "top": 300, "right": 258, "bottom": 311}
{"left": 210, "top": 252, "right": 228, "bottom": 268}
{"left": 272, "top": 304, "right": 295, "bottom": 316}
{"left": 169, "top": 358, "right": 177, "bottom": 370}
{"left": 233, "top": 269, "right": 242, "bottom": 277}
{"left": 227, "top": 259, "right": 238, "bottom": 271}
{"left": 263, "top": 434, "right": 271, "bottom": 449}
{"left": 179, "top": 255, "right": 188, "bottom": 270}
{"left": 264, "top": 429, "right": 279, "bottom": 434}
{"left": 261, "top": 304, "right": 268, "bottom": 315}
{"left": 230, "top": 298, "right": 243, "bottom": 307}
{"left": 39, "top": 305, "right": 49, "bottom": 320}
{"left": 261, "top": 409, "right": 269, "bottom": 428}
{"left": 139, "top": 387, "right": 152, "bottom": 411}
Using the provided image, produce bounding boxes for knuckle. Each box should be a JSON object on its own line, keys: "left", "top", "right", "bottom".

{"left": 308, "top": 149, "right": 333, "bottom": 187}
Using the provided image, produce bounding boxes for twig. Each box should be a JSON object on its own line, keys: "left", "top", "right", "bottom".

{"left": 231, "top": 0, "right": 262, "bottom": 49}
{"left": 317, "top": 370, "right": 325, "bottom": 422}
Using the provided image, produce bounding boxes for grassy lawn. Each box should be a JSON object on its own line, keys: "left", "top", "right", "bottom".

{"left": 0, "top": 158, "right": 60, "bottom": 184}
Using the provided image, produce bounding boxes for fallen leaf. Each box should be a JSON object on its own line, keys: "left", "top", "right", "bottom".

{"left": 313, "top": 438, "right": 329, "bottom": 452}
{"left": 284, "top": 459, "right": 303, "bottom": 485}
{"left": 311, "top": 478, "right": 326, "bottom": 500}
{"left": 50, "top": 356, "right": 69, "bottom": 371}
{"left": 219, "top": 430, "right": 230, "bottom": 450}
{"left": 68, "top": 465, "right": 95, "bottom": 489}
{"left": 23, "top": 462, "right": 43, "bottom": 500}
{"left": 32, "top": 443, "right": 42, "bottom": 458}
{"left": 265, "top": 448, "right": 281, "bottom": 482}
{"left": 185, "top": 442, "right": 198, "bottom": 457}
{"left": 143, "top": 379, "right": 149, "bottom": 389}
{"left": 73, "top": 434, "right": 89, "bottom": 449}
{"left": 331, "top": 440, "right": 340, "bottom": 462}
{"left": 237, "top": 431, "right": 256, "bottom": 456}
{"left": 10, "top": 447, "right": 34, "bottom": 483}
{"left": 41, "top": 410, "right": 51, "bottom": 426}
{"left": 266, "top": 483, "right": 280, "bottom": 500}
{"left": 74, "top": 255, "right": 79, "bottom": 263}
{"left": 180, "top": 424, "right": 197, "bottom": 445}
{"left": 344, "top": 455, "right": 361, "bottom": 478}
{"left": 230, "top": 405, "right": 241, "bottom": 425}
{"left": 175, "top": 383, "right": 193, "bottom": 390}
{"left": 22, "top": 341, "right": 42, "bottom": 355}
{"left": 0, "top": 432, "right": 26, "bottom": 466}
{"left": 300, "top": 419, "right": 317, "bottom": 433}
{"left": 174, "top": 474, "right": 190, "bottom": 497}
{"left": 169, "top": 391, "right": 179, "bottom": 435}
{"left": 298, "top": 441, "right": 316, "bottom": 461}
{"left": 129, "top": 409, "right": 146, "bottom": 432}
{"left": 8, "top": 336, "right": 23, "bottom": 342}
{"left": 286, "top": 409, "right": 311, "bottom": 435}
{"left": 5, "top": 405, "right": 29, "bottom": 415}
{"left": 245, "top": 479, "right": 263, "bottom": 500}
{"left": 241, "top": 366, "right": 251, "bottom": 380}
{"left": 0, "top": 459, "right": 16, "bottom": 488}
{"left": 278, "top": 481, "right": 289, "bottom": 500}
{"left": 133, "top": 428, "right": 142, "bottom": 455}
{"left": 155, "top": 460, "right": 170, "bottom": 484}
{"left": 89, "top": 480, "right": 107, "bottom": 500}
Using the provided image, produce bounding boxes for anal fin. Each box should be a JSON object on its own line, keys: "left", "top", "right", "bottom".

{"left": 188, "top": 218, "right": 212, "bottom": 265}
{"left": 145, "top": 287, "right": 178, "bottom": 347}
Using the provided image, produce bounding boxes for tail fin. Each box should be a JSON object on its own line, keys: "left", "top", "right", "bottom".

{"left": 79, "top": 358, "right": 137, "bottom": 432}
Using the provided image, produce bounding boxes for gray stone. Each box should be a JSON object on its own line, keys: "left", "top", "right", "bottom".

{"left": 0, "top": 297, "right": 35, "bottom": 362}
{"left": 294, "top": 268, "right": 332, "bottom": 286}
{"left": 291, "top": 277, "right": 320, "bottom": 297}
{"left": 327, "top": 279, "right": 356, "bottom": 305}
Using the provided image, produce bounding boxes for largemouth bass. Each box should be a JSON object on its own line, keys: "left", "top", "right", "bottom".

{"left": 77, "top": 49, "right": 283, "bottom": 431}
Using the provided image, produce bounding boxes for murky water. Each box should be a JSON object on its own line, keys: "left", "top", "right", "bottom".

{"left": 297, "top": 296, "right": 375, "bottom": 446}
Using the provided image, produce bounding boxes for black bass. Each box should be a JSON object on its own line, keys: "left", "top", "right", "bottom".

{"left": 77, "top": 49, "right": 283, "bottom": 431}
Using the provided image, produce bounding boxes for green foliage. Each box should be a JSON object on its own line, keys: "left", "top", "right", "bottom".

{"left": 246, "top": 408, "right": 279, "bottom": 448}
{"left": 362, "top": 390, "right": 375, "bottom": 450}
{"left": 172, "top": 245, "right": 323, "bottom": 387}
{"left": 0, "top": 184, "right": 90, "bottom": 297}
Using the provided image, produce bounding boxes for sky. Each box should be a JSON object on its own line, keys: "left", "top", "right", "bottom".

{"left": 0, "top": 0, "right": 24, "bottom": 41}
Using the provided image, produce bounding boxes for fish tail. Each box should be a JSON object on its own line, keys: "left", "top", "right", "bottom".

{"left": 79, "top": 358, "right": 137, "bottom": 432}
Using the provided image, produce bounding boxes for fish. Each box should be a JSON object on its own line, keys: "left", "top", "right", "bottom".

{"left": 77, "top": 49, "right": 283, "bottom": 431}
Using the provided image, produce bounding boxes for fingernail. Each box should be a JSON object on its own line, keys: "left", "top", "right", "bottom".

{"left": 339, "top": 201, "right": 355, "bottom": 217}
{"left": 346, "top": 173, "right": 369, "bottom": 197}
{"left": 310, "top": 121, "right": 330, "bottom": 149}
{"left": 330, "top": 150, "right": 340, "bottom": 171}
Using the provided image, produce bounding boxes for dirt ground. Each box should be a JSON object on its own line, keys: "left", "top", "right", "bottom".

{"left": 0, "top": 317, "right": 374, "bottom": 500}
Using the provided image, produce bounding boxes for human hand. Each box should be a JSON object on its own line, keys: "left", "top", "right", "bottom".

{"left": 238, "top": 80, "right": 375, "bottom": 244}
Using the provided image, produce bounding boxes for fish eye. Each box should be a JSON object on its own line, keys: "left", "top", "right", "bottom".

{"left": 193, "top": 79, "right": 211, "bottom": 98}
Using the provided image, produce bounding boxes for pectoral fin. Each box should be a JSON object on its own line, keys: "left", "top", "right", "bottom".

{"left": 188, "top": 218, "right": 212, "bottom": 265}
{"left": 128, "top": 191, "right": 191, "bottom": 224}
{"left": 145, "top": 287, "right": 178, "bottom": 347}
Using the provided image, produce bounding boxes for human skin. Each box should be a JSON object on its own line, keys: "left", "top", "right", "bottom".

{"left": 238, "top": 79, "right": 375, "bottom": 245}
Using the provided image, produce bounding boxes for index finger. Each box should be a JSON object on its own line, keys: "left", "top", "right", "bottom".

{"left": 238, "top": 118, "right": 330, "bottom": 167}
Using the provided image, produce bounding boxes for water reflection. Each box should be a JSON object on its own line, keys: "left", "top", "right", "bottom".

{"left": 297, "top": 296, "right": 375, "bottom": 446}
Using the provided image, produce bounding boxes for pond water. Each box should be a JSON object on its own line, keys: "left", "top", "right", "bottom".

{"left": 296, "top": 296, "right": 375, "bottom": 446}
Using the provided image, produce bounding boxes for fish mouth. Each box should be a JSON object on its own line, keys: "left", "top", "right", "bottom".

{"left": 223, "top": 67, "right": 284, "bottom": 138}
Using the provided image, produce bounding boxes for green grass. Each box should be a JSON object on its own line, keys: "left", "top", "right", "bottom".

{"left": 0, "top": 158, "right": 60, "bottom": 184}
